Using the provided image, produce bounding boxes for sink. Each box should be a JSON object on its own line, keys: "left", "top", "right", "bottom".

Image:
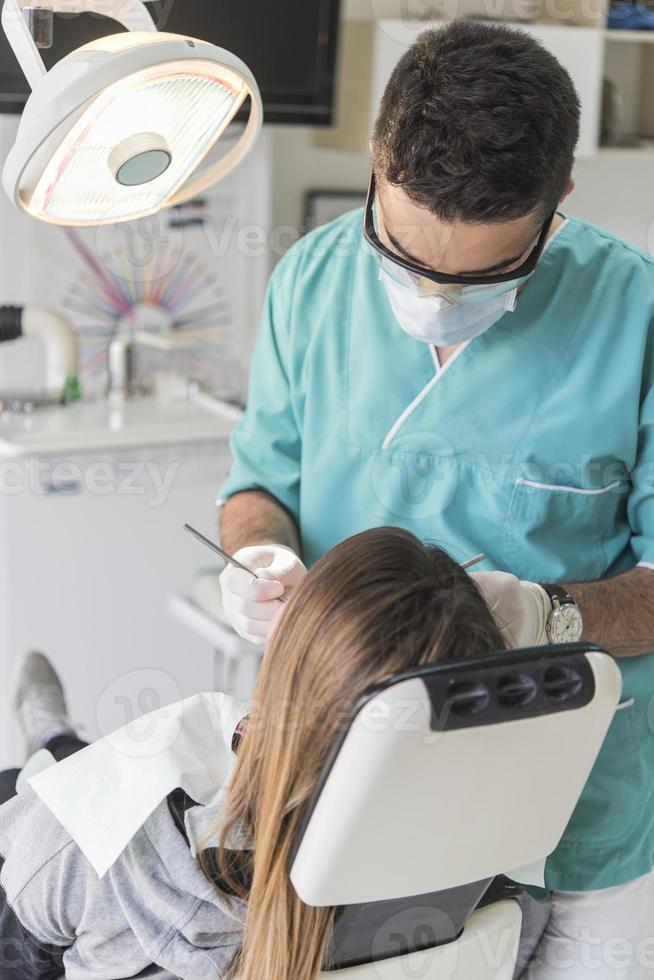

{"left": 0, "top": 391, "right": 242, "bottom": 457}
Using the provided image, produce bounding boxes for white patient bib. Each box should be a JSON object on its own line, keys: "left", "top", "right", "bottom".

{"left": 26, "top": 691, "right": 249, "bottom": 879}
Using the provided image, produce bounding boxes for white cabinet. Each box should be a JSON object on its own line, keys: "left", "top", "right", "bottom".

{"left": 0, "top": 399, "right": 239, "bottom": 768}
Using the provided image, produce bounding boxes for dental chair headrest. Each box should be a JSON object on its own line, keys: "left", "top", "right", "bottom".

{"left": 289, "top": 643, "right": 621, "bottom": 907}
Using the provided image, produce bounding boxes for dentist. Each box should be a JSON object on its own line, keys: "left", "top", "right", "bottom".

{"left": 217, "top": 20, "right": 654, "bottom": 976}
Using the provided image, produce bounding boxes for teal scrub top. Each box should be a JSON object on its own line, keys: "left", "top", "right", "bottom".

{"left": 219, "top": 208, "right": 654, "bottom": 891}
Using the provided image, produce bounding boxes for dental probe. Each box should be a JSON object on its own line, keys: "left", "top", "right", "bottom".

{"left": 461, "top": 553, "right": 485, "bottom": 570}
{"left": 183, "top": 523, "right": 288, "bottom": 602}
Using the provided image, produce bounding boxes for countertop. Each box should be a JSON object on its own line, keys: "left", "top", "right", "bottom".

{"left": 0, "top": 391, "right": 243, "bottom": 458}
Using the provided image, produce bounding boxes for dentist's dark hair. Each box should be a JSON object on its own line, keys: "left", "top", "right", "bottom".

{"left": 197, "top": 525, "right": 505, "bottom": 980}
{"left": 372, "top": 20, "right": 580, "bottom": 222}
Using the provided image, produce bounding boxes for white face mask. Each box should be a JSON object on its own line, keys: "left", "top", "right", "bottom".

{"left": 380, "top": 266, "right": 522, "bottom": 347}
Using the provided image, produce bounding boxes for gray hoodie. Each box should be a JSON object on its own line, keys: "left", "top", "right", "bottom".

{"left": 0, "top": 780, "right": 246, "bottom": 979}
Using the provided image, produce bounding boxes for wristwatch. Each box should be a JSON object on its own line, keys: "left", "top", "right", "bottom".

{"left": 541, "top": 583, "right": 584, "bottom": 644}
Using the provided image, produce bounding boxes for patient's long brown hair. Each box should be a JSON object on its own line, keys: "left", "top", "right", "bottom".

{"left": 198, "top": 527, "right": 505, "bottom": 980}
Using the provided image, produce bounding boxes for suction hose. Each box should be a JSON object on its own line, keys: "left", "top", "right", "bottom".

{"left": 0, "top": 305, "right": 22, "bottom": 343}
{"left": 0, "top": 304, "right": 80, "bottom": 401}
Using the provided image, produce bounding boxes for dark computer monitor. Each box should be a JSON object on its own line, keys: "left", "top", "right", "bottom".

{"left": 0, "top": 0, "right": 342, "bottom": 124}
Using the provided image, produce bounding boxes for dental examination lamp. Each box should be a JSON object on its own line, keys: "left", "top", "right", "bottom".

{"left": 1, "top": 0, "right": 263, "bottom": 225}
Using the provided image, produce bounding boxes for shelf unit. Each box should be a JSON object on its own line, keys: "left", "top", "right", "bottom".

{"left": 370, "top": 17, "right": 654, "bottom": 157}
{"left": 605, "top": 28, "right": 654, "bottom": 42}
{"left": 603, "top": 27, "right": 654, "bottom": 149}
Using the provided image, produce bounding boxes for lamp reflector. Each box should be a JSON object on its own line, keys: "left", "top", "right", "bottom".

{"left": 20, "top": 60, "right": 248, "bottom": 224}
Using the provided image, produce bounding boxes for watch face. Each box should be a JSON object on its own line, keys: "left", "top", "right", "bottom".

{"left": 550, "top": 604, "right": 583, "bottom": 643}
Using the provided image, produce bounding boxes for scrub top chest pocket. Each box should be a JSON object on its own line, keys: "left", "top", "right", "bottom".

{"left": 502, "top": 477, "right": 629, "bottom": 583}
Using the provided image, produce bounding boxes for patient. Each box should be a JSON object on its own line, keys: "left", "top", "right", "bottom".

{"left": 0, "top": 526, "right": 504, "bottom": 980}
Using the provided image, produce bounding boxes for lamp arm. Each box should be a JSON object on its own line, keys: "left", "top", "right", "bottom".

{"left": 1, "top": 0, "right": 156, "bottom": 89}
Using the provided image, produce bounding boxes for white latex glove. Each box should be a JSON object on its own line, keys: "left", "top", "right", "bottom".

{"left": 219, "top": 544, "right": 307, "bottom": 645}
{"left": 470, "top": 570, "right": 552, "bottom": 648}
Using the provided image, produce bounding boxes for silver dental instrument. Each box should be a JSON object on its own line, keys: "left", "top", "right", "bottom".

{"left": 185, "top": 522, "right": 482, "bottom": 595}
{"left": 183, "top": 523, "right": 288, "bottom": 602}
{"left": 461, "top": 553, "right": 485, "bottom": 570}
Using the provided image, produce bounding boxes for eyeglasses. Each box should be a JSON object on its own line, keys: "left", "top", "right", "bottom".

{"left": 363, "top": 171, "right": 556, "bottom": 289}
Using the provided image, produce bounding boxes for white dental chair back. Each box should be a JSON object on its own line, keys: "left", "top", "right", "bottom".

{"left": 288, "top": 643, "right": 622, "bottom": 979}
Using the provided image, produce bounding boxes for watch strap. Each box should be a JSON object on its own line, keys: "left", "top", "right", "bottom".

{"left": 541, "top": 583, "right": 576, "bottom": 606}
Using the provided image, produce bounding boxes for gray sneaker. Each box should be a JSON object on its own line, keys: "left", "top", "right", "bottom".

{"left": 13, "top": 652, "right": 76, "bottom": 757}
